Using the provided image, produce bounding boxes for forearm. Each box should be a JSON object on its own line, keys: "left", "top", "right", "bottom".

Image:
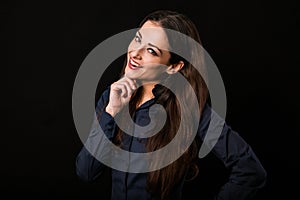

{"left": 198, "top": 104, "right": 267, "bottom": 199}
{"left": 76, "top": 112, "right": 116, "bottom": 182}
{"left": 76, "top": 145, "right": 105, "bottom": 182}
{"left": 76, "top": 87, "right": 117, "bottom": 182}
{"left": 211, "top": 127, "right": 267, "bottom": 199}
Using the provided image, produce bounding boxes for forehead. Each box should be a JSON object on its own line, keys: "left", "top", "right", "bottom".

{"left": 139, "top": 21, "right": 170, "bottom": 51}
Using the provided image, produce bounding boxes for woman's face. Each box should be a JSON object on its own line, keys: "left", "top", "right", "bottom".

{"left": 125, "top": 20, "right": 171, "bottom": 83}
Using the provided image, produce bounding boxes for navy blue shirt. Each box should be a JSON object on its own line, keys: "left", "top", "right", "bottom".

{"left": 76, "top": 85, "right": 267, "bottom": 200}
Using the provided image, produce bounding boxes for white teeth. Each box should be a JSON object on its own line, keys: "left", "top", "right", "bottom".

{"left": 130, "top": 59, "right": 138, "bottom": 67}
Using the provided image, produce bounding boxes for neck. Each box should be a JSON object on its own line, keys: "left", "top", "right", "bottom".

{"left": 136, "top": 83, "right": 156, "bottom": 108}
{"left": 141, "top": 83, "right": 156, "bottom": 98}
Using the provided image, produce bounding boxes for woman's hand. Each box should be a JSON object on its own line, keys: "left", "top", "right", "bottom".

{"left": 105, "top": 75, "right": 137, "bottom": 117}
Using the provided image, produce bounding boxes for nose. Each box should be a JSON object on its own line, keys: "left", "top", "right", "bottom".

{"left": 129, "top": 46, "right": 144, "bottom": 60}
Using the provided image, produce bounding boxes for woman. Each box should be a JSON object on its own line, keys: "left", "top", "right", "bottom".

{"left": 76, "top": 10, "right": 267, "bottom": 200}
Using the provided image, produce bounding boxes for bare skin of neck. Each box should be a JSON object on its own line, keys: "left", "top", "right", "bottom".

{"left": 136, "top": 83, "right": 156, "bottom": 108}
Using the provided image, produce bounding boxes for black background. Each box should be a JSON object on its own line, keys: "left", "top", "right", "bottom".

{"left": 2, "top": 0, "right": 299, "bottom": 199}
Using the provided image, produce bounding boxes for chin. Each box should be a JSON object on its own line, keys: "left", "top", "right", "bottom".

{"left": 125, "top": 71, "right": 138, "bottom": 79}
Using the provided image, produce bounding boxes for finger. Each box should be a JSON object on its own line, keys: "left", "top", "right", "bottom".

{"left": 114, "top": 83, "right": 128, "bottom": 98}
{"left": 119, "top": 77, "right": 137, "bottom": 93}
{"left": 119, "top": 80, "right": 134, "bottom": 97}
{"left": 123, "top": 75, "right": 137, "bottom": 90}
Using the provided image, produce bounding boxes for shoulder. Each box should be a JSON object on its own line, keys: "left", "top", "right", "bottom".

{"left": 95, "top": 86, "right": 111, "bottom": 110}
{"left": 101, "top": 86, "right": 111, "bottom": 100}
{"left": 101, "top": 86, "right": 111, "bottom": 99}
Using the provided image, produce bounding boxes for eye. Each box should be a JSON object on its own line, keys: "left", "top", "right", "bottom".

{"left": 134, "top": 35, "right": 141, "bottom": 43}
{"left": 147, "top": 48, "right": 158, "bottom": 56}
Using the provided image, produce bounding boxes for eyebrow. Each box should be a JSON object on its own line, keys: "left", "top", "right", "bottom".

{"left": 137, "top": 31, "right": 163, "bottom": 55}
{"left": 148, "top": 43, "right": 163, "bottom": 55}
{"left": 137, "top": 31, "right": 142, "bottom": 39}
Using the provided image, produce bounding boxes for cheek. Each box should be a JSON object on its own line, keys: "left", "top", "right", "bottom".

{"left": 145, "top": 64, "right": 167, "bottom": 76}
{"left": 128, "top": 42, "right": 133, "bottom": 51}
{"left": 128, "top": 40, "right": 139, "bottom": 52}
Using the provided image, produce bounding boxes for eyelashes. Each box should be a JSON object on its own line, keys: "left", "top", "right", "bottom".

{"left": 133, "top": 35, "right": 158, "bottom": 56}
{"left": 134, "top": 35, "right": 141, "bottom": 43}
{"left": 147, "top": 48, "right": 158, "bottom": 56}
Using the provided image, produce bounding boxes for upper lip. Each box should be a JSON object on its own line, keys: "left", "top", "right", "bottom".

{"left": 129, "top": 58, "right": 140, "bottom": 67}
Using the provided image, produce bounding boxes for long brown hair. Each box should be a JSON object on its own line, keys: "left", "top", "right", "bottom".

{"left": 115, "top": 10, "right": 208, "bottom": 199}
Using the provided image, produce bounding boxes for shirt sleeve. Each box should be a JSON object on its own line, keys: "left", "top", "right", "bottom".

{"left": 197, "top": 103, "right": 267, "bottom": 200}
{"left": 75, "top": 87, "right": 116, "bottom": 182}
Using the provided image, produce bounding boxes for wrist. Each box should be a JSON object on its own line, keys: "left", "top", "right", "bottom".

{"left": 105, "top": 105, "right": 117, "bottom": 117}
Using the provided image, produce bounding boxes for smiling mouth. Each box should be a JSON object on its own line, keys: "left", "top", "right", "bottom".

{"left": 128, "top": 59, "right": 141, "bottom": 70}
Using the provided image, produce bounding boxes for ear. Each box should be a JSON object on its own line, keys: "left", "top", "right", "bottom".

{"left": 166, "top": 61, "right": 184, "bottom": 74}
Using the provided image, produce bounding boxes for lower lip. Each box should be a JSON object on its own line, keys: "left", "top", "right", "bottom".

{"left": 128, "top": 61, "right": 140, "bottom": 70}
